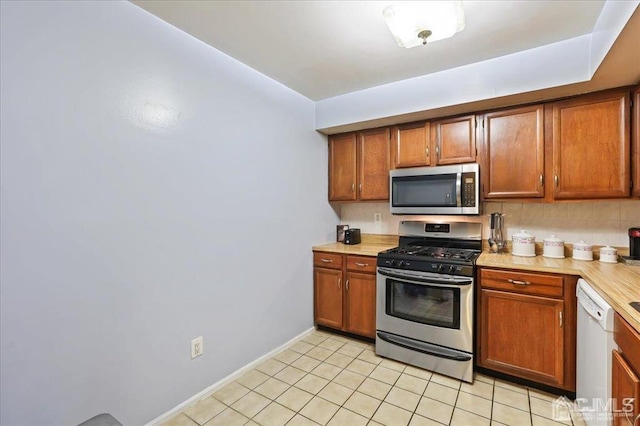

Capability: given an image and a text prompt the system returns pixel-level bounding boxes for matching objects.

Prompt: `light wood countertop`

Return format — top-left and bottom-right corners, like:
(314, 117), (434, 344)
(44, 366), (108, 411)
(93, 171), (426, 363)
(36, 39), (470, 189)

(312, 236), (640, 334)
(477, 253), (640, 334)
(312, 234), (398, 257)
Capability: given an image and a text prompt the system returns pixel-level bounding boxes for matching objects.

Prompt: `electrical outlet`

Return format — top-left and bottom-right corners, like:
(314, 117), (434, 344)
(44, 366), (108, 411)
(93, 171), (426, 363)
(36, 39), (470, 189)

(191, 336), (203, 359)
(374, 212), (382, 223)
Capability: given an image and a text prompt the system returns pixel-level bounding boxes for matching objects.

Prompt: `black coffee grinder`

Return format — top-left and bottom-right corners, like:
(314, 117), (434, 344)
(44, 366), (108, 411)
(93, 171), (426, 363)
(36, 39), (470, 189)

(630, 227), (640, 260)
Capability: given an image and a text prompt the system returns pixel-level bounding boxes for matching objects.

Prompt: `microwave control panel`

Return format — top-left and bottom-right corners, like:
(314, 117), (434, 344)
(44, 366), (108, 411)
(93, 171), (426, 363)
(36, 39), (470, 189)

(462, 172), (476, 207)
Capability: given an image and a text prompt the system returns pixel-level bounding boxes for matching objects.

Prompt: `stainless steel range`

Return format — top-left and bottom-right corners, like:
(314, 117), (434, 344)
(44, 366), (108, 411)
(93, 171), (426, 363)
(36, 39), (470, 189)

(376, 220), (482, 383)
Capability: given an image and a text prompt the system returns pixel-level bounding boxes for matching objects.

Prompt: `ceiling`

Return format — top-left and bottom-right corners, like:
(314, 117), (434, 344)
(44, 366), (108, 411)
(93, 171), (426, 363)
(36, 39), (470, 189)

(131, 1), (625, 101)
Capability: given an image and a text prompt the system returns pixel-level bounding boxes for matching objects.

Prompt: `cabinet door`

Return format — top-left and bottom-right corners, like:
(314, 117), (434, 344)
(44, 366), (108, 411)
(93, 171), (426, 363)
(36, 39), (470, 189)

(633, 86), (640, 198)
(328, 133), (357, 201)
(612, 350), (640, 426)
(479, 289), (565, 388)
(552, 91), (630, 199)
(314, 267), (343, 330)
(345, 271), (376, 338)
(391, 122), (430, 168)
(358, 128), (390, 201)
(482, 105), (545, 198)
(432, 115), (476, 165)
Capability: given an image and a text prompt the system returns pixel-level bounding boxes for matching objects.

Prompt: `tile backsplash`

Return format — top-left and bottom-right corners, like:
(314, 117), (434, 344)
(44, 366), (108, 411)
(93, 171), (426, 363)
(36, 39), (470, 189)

(339, 200), (640, 248)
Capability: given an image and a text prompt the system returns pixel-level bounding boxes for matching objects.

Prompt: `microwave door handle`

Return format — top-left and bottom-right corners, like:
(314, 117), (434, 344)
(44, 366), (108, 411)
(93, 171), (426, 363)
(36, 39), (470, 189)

(456, 172), (462, 207)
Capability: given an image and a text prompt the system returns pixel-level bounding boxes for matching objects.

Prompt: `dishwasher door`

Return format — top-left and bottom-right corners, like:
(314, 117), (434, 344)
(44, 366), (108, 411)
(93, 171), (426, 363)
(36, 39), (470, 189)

(576, 278), (617, 426)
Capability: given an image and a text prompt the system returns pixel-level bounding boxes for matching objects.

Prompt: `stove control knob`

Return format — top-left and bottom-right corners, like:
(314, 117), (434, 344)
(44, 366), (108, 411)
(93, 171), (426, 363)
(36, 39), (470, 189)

(448, 265), (456, 273)
(437, 264), (444, 272)
(390, 259), (397, 267)
(398, 260), (405, 267)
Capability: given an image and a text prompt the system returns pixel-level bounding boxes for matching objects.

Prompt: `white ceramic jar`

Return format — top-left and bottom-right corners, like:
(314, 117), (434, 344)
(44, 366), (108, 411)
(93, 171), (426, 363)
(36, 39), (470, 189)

(599, 246), (618, 263)
(543, 235), (565, 258)
(512, 230), (536, 257)
(572, 241), (593, 261)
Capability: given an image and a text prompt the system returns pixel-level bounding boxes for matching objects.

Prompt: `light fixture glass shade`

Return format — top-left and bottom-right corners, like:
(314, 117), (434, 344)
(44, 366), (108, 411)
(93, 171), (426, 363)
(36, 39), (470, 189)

(383, 1), (465, 48)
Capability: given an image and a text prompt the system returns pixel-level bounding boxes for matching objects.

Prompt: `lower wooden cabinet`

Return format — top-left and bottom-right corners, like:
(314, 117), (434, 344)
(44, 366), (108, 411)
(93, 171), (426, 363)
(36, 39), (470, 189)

(477, 268), (577, 391)
(313, 252), (376, 338)
(613, 314), (640, 426)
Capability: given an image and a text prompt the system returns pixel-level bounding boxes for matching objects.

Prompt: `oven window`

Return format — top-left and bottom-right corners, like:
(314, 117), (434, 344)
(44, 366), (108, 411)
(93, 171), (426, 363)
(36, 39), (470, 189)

(386, 278), (460, 329)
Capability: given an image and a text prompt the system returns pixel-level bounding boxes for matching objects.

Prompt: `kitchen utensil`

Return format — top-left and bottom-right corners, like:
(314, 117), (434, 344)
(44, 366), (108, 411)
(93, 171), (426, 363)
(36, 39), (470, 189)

(512, 230), (536, 257)
(599, 246), (618, 263)
(573, 241), (593, 261)
(488, 212), (506, 253)
(543, 235), (565, 258)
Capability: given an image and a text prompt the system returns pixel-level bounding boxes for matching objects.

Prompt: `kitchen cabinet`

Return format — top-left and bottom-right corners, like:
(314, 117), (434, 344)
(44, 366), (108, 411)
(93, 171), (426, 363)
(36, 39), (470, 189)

(328, 128), (390, 201)
(480, 105), (545, 199)
(612, 314), (640, 426)
(391, 115), (476, 168)
(633, 86), (640, 198)
(551, 90), (631, 199)
(478, 268), (577, 391)
(431, 114), (477, 165)
(391, 121), (430, 168)
(313, 252), (376, 338)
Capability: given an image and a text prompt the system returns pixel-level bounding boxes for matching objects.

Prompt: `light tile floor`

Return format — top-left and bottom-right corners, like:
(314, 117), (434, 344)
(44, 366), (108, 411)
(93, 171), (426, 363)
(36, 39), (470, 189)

(162, 329), (587, 426)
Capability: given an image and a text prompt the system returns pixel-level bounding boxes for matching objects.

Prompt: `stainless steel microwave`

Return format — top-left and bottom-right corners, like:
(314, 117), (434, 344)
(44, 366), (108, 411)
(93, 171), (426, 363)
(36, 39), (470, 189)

(390, 164), (480, 215)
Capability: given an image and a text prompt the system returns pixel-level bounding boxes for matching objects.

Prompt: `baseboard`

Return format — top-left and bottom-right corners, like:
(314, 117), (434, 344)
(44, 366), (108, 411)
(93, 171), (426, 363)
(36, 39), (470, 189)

(145, 327), (315, 426)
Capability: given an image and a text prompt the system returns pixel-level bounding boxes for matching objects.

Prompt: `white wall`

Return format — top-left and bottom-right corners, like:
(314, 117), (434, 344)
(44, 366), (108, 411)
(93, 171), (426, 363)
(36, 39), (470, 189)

(340, 200), (640, 248)
(0, 2), (338, 425)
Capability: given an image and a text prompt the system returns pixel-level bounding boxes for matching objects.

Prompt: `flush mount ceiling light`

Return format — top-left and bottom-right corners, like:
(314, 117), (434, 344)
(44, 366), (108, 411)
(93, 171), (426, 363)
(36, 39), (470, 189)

(383, 1), (465, 48)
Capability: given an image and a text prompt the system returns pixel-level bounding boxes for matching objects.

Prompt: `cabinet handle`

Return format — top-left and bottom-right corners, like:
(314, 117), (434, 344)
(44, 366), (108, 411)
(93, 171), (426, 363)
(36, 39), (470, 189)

(355, 262), (368, 267)
(351, 183), (355, 193)
(346, 279), (349, 291)
(539, 174), (544, 187)
(559, 311), (563, 328)
(508, 279), (530, 286)
(435, 145), (440, 158)
(426, 147), (430, 158)
(554, 175), (559, 187)
(359, 183), (362, 193)
(321, 258), (333, 263)
(338, 278), (341, 289)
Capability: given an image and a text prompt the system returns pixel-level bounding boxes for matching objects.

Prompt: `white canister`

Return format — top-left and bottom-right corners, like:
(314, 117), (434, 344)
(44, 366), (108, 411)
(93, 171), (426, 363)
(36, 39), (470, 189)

(572, 241), (593, 261)
(543, 235), (565, 259)
(512, 230), (536, 257)
(599, 246), (618, 263)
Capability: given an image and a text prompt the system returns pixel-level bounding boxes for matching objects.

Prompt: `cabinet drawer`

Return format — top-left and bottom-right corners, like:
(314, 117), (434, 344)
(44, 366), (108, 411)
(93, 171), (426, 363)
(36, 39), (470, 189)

(480, 268), (563, 298)
(346, 255), (376, 273)
(313, 252), (343, 269)
(615, 313), (640, 373)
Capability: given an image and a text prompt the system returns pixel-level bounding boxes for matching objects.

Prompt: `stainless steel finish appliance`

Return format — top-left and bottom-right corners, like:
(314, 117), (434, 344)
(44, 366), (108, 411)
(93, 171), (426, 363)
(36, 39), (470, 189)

(376, 220), (482, 383)
(488, 212), (506, 253)
(389, 163), (480, 215)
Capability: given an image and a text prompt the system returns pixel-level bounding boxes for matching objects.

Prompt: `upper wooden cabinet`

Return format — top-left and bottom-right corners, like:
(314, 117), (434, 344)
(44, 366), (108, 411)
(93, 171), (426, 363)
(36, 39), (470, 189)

(328, 133), (357, 201)
(481, 105), (545, 199)
(359, 128), (391, 201)
(431, 115), (477, 165)
(391, 121), (430, 168)
(633, 86), (640, 198)
(328, 128), (390, 201)
(551, 90), (631, 199)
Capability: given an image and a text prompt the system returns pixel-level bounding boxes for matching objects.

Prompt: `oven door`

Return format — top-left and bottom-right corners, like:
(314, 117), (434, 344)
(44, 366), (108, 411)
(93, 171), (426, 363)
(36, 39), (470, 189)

(376, 267), (473, 353)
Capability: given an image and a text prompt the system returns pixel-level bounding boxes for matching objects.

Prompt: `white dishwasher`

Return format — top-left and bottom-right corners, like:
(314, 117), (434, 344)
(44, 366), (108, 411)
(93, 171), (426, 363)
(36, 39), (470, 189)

(576, 278), (617, 426)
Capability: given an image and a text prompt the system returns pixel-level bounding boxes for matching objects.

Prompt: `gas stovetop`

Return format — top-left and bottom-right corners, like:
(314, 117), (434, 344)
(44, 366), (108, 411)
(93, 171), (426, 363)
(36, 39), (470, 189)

(377, 221), (483, 277)
(380, 245), (480, 262)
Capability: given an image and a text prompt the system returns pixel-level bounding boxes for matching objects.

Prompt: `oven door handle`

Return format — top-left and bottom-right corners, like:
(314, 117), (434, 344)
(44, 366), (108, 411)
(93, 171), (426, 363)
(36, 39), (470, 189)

(377, 331), (472, 362)
(377, 268), (472, 286)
